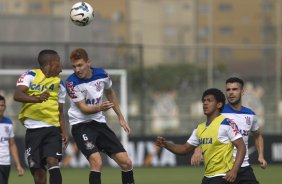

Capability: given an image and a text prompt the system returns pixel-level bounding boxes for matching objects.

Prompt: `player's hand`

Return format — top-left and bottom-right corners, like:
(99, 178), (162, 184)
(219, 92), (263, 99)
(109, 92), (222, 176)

(120, 118), (131, 135)
(191, 148), (203, 166)
(155, 136), (166, 147)
(99, 101), (114, 111)
(38, 92), (50, 102)
(258, 156), (267, 169)
(62, 133), (69, 150)
(223, 169), (237, 183)
(16, 165), (24, 176)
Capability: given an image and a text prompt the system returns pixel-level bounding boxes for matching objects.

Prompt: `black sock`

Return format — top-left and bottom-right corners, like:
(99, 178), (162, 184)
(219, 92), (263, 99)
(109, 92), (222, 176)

(89, 171), (101, 184)
(49, 167), (62, 184)
(122, 170), (134, 184)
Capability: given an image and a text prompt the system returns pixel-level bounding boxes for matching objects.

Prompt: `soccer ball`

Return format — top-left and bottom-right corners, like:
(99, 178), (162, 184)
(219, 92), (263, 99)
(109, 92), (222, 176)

(70, 2), (94, 26)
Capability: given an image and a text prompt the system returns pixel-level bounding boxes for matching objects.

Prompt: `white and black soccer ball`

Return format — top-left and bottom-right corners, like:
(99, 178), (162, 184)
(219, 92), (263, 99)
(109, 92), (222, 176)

(70, 2), (94, 26)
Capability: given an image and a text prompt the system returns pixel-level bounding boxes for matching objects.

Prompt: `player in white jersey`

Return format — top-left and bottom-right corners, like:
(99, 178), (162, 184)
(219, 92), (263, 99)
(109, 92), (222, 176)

(66, 48), (134, 184)
(0, 95), (24, 184)
(191, 77), (267, 184)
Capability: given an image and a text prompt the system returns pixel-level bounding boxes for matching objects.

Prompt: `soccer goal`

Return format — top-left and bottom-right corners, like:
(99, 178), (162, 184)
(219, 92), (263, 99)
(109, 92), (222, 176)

(0, 69), (129, 149)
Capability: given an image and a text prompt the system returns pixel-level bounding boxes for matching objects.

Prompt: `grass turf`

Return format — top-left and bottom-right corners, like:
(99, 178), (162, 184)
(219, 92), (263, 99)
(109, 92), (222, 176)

(9, 164), (281, 184)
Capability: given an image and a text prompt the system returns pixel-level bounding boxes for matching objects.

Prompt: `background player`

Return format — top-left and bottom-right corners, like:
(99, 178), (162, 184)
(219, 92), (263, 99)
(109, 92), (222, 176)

(0, 94), (24, 184)
(156, 88), (246, 184)
(65, 48), (135, 184)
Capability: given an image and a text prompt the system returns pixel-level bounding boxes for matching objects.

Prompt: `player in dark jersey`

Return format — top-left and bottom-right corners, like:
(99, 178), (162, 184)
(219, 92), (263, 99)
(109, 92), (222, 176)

(66, 48), (134, 184)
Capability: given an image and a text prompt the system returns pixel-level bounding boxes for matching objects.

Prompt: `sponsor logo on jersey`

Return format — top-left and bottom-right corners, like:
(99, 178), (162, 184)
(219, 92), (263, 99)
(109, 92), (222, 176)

(95, 81), (102, 92)
(199, 137), (213, 144)
(66, 82), (77, 99)
(239, 129), (249, 136)
(245, 116), (251, 125)
(4, 126), (9, 134)
(227, 119), (240, 136)
(85, 97), (101, 105)
(0, 137), (9, 142)
(17, 71), (28, 83)
(30, 83), (55, 91)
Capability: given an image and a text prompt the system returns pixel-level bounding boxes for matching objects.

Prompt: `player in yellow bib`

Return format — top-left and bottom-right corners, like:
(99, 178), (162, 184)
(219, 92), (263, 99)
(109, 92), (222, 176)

(155, 88), (246, 184)
(14, 50), (68, 184)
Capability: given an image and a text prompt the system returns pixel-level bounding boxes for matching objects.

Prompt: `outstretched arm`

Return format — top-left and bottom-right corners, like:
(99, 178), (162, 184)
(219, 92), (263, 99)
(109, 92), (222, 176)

(252, 129), (267, 169)
(155, 136), (195, 155)
(105, 88), (131, 134)
(9, 138), (24, 176)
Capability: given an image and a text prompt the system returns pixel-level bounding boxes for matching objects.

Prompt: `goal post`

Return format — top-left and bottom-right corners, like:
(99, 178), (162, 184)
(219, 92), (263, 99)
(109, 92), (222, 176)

(0, 69), (129, 149)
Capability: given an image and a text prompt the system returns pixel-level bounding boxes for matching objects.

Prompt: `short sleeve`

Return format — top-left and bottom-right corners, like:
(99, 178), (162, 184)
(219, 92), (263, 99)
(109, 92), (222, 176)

(58, 80), (66, 103)
(16, 70), (34, 87)
(250, 115), (260, 132)
(103, 71), (112, 89)
(226, 119), (242, 142)
(66, 80), (85, 102)
(187, 128), (199, 146)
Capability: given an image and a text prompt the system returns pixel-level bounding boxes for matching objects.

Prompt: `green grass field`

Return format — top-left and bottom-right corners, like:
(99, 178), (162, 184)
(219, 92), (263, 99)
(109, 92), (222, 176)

(9, 164), (281, 184)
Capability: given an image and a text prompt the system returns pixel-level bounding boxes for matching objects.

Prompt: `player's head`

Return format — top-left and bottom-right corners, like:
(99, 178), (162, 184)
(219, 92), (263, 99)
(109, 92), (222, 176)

(70, 48), (91, 79)
(225, 77), (244, 106)
(38, 49), (62, 77)
(0, 94), (6, 117)
(202, 88), (225, 115)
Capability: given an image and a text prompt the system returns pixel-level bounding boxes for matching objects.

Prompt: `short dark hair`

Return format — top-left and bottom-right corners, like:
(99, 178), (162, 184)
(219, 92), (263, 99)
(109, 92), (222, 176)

(202, 88), (225, 112)
(226, 77), (244, 89)
(70, 48), (89, 61)
(38, 49), (59, 67)
(0, 94), (5, 104)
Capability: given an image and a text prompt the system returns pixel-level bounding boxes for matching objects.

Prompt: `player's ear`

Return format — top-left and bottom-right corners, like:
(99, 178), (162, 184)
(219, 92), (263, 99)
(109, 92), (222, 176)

(217, 102), (223, 109)
(241, 88), (245, 96)
(86, 59), (91, 66)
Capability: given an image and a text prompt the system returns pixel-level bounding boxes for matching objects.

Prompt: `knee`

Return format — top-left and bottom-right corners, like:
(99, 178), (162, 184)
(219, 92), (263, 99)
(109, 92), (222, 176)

(34, 178), (47, 184)
(89, 153), (103, 171)
(32, 170), (47, 184)
(46, 157), (59, 168)
(119, 158), (133, 170)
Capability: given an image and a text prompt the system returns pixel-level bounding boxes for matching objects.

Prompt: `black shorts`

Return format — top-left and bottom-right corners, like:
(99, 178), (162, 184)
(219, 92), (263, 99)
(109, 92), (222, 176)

(0, 165), (10, 184)
(71, 121), (126, 159)
(25, 126), (62, 169)
(202, 176), (231, 184)
(234, 166), (259, 184)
